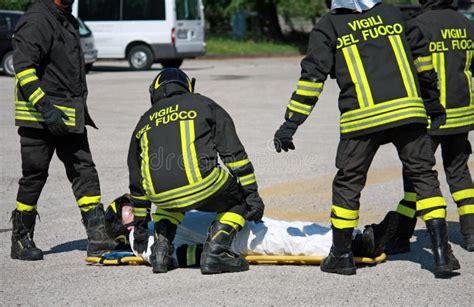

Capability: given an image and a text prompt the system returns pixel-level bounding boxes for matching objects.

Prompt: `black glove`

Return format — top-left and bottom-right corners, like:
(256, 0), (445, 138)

(244, 192), (265, 223)
(430, 112), (447, 130)
(133, 219), (148, 254)
(274, 121), (298, 153)
(37, 102), (69, 136)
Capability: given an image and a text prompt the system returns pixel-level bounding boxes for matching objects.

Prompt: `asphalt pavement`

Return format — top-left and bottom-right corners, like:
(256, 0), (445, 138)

(0, 58), (473, 305)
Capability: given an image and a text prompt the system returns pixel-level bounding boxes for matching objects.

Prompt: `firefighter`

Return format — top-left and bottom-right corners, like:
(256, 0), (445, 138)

(274, 0), (460, 277)
(128, 68), (265, 274)
(10, 0), (116, 261)
(387, 0), (474, 254)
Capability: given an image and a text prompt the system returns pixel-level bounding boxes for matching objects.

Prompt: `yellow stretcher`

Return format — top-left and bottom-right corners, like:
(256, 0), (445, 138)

(86, 252), (386, 266)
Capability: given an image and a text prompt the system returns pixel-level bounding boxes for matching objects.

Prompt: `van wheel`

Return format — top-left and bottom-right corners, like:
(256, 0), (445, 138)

(85, 64), (93, 73)
(128, 45), (154, 70)
(2, 51), (15, 76)
(160, 59), (183, 68)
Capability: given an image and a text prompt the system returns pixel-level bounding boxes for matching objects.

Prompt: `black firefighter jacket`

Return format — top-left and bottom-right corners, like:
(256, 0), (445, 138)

(410, 0), (474, 135)
(283, 3), (442, 139)
(13, 0), (95, 133)
(127, 92), (259, 210)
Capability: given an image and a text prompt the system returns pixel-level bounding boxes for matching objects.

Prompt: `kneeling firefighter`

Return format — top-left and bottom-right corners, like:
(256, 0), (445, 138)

(127, 68), (265, 274)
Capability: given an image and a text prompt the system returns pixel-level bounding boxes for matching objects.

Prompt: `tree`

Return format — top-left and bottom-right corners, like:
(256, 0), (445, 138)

(0, 0), (34, 11)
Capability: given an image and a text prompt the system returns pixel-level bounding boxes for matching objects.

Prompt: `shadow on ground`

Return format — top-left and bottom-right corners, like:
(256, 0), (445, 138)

(43, 239), (87, 255)
(388, 221), (463, 277)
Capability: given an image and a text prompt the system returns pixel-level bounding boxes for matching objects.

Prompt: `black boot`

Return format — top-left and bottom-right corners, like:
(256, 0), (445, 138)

(11, 209), (44, 261)
(426, 218), (461, 278)
(200, 222), (249, 274)
(460, 214), (474, 252)
(385, 213), (417, 255)
(150, 219), (177, 273)
(81, 204), (118, 257)
(321, 228), (356, 275)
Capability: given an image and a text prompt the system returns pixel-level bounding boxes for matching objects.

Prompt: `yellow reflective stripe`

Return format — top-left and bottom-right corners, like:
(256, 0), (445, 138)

(152, 168), (221, 203)
(225, 159), (250, 170)
(15, 106), (76, 119)
(331, 205), (359, 220)
(389, 35), (418, 98)
(77, 195), (101, 206)
(79, 204), (97, 213)
(152, 170), (229, 209)
(28, 87), (46, 105)
(396, 203), (416, 218)
(414, 56), (434, 73)
(331, 217), (359, 229)
(343, 45), (374, 108)
(19, 74), (39, 86)
(404, 192), (417, 202)
(452, 189), (474, 202)
(16, 68), (36, 79)
(131, 194), (148, 201)
(288, 99), (313, 116)
(133, 207), (148, 217)
(464, 50), (473, 105)
(297, 80), (323, 88)
(421, 208), (446, 221)
(416, 196), (447, 211)
(153, 208), (184, 225)
(433, 52), (447, 107)
(16, 201), (37, 212)
(459, 205), (474, 216)
(445, 105), (474, 117)
(187, 244), (197, 266)
(340, 97), (424, 123)
(341, 108), (427, 134)
(296, 80), (323, 97)
(140, 132), (156, 197)
(434, 115), (474, 129)
(180, 120), (202, 184)
(218, 212), (246, 228)
(239, 173), (256, 186)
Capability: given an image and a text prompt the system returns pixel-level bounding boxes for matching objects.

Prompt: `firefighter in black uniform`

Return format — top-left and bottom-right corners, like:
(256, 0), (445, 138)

(11, 0), (116, 261)
(388, 0), (474, 254)
(274, 0), (460, 277)
(128, 68), (265, 274)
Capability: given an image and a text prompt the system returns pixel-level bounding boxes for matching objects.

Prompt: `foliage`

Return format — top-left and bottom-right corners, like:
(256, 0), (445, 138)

(206, 34), (300, 55)
(0, 0), (34, 11)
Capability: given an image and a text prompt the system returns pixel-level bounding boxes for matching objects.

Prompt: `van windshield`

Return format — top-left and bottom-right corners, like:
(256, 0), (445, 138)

(78, 18), (92, 37)
(176, 0), (201, 20)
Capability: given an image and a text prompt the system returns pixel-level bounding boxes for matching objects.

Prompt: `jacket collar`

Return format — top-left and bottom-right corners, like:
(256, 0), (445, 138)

(420, 0), (454, 11)
(39, 0), (69, 22)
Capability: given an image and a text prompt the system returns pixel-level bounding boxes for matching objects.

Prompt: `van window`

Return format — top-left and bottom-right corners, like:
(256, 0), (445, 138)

(79, 0), (121, 21)
(0, 16), (12, 31)
(176, 0), (200, 20)
(122, 0), (166, 20)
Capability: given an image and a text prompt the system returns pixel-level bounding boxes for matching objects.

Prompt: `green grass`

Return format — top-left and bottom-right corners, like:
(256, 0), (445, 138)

(206, 35), (301, 56)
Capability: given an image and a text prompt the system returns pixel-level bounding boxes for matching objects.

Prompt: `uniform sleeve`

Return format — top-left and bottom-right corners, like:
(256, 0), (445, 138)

(406, 19), (443, 115)
(13, 14), (52, 107)
(211, 101), (259, 196)
(284, 15), (336, 126)
(127, 128), (150, 220)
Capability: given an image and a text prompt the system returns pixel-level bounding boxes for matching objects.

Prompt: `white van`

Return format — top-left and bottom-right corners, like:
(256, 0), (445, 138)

(72, 0), (206, 70)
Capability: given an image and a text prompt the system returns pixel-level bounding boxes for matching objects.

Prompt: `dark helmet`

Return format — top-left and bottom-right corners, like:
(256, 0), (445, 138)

(104, 194), (135, 249)
(149, 68), (194, 104)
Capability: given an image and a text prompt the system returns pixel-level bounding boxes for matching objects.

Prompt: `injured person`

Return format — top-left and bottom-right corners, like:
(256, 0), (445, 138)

(103, 194), (399, 267)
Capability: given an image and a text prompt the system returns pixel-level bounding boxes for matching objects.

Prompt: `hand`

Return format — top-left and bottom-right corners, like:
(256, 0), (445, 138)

(430, 112), (446, 130)
(244, 192), (265, 223)
(274, 121), (298, 153)
(37, 102), (69, 136)
(132, 220), (148, 254)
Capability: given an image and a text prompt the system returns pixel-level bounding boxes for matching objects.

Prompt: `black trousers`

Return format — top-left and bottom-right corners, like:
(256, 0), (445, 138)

(331, 124), (446, 229)
(16, 127), (101, 211)
(397, 132), (474, 236)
